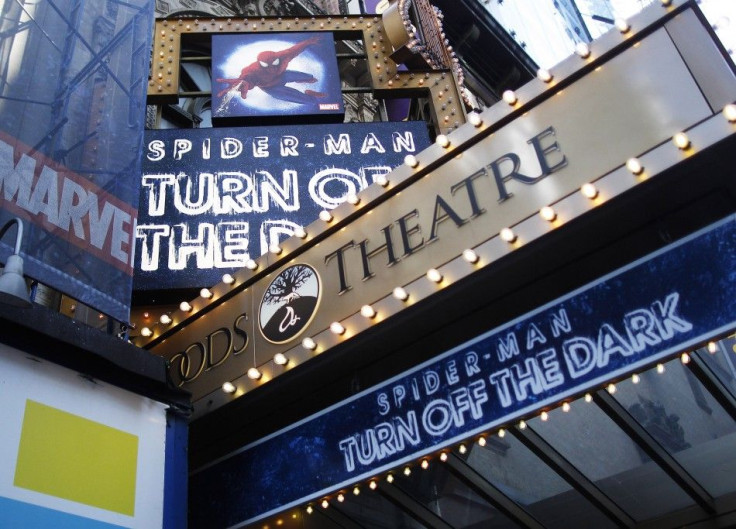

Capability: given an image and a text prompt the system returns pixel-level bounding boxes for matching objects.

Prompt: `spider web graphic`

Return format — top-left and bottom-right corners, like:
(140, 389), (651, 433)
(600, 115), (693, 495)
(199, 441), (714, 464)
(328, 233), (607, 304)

(215, 81), (243, 115)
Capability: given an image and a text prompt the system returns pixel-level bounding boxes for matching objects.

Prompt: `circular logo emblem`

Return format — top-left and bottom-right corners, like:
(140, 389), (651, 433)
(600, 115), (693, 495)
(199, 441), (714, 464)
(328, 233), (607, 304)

(259, 264), (321, 344)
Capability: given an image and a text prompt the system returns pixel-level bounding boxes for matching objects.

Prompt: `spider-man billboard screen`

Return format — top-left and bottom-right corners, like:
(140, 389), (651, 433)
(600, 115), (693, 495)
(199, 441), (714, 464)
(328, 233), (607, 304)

(212, 33), (344, 123)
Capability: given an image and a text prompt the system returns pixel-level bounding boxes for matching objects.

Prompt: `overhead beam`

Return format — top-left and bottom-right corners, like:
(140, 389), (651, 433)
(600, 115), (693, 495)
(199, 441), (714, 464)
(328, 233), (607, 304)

(378, 480), (454, 529)
(687, 351), (736, 422)
(511, 425), (636, 527)
(444, 452), (546, 529)
(593, 389), (715, 515)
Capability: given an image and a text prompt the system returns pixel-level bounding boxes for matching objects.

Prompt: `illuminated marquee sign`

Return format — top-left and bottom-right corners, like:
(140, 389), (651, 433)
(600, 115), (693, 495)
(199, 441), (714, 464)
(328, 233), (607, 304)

(189, 218), (736, 528)
(135, 121), (430, 290)
(143, 1), (736, 415)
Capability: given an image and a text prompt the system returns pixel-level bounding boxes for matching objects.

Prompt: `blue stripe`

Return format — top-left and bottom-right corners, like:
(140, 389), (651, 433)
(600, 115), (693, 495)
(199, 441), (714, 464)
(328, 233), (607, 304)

(0, 496), (128, 529)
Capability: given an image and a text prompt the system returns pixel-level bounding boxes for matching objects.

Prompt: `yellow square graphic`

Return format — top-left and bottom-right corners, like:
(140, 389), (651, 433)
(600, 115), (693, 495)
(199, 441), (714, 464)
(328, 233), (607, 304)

(14, 400), (138, 516)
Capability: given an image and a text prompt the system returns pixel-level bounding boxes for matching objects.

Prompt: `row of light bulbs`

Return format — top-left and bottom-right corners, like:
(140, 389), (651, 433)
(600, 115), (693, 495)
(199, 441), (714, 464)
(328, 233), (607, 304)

(157, 99), (736, 384)
(303, 339), (720, 516)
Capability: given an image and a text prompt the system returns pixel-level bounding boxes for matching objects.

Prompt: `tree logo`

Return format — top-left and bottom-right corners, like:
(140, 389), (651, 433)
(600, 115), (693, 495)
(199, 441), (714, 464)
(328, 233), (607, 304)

(259, 264), (321, 344)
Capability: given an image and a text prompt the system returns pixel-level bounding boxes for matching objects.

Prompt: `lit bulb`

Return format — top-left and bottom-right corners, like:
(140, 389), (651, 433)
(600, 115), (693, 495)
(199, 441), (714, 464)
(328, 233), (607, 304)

(439, 452), (448, 462)
(353, 486), (360, 495)
(375, 173), (389, 187)
(302, 337), (317, 351)
(274, 352), (288, 365)
(581, 183), (599, 199)
(403, 466), (411, 476)
(540, 206), (557, 222)
(269, 244), (283, 255)
(222, 273), (235, 285)
(562, 402), (570, 412)
(306, 506), (313, 515)
(518, 420), (527, 430)
(321, 499), (329, 509)
(584, 393), (593, 403)
(680, 352), (690, 364)
(200, 287), (213, 299)
(607, 383), (617, 394)
(347, 193), (360, 205)
(247, 367), (262, 380)
(673, 132), (690, 150)
(319, 210), (333, 222)
(160, 314), (172, 325)
(393, 286), (409, 301)
(660, 0), (672, 6)
(615, 18), (630, 33)
(458, 443), (467, 454)
(426, 268), (443, 283)
(294, 226), (307, 239)
(656, 363), (665, 374)
(626, 157), (644, 175)
(141, 326), (152, 337)
(502, 90), (517, 105)
(179, 301), (192, 312)
(420, 459), (429, 470)
(386, 474), (394, 483)
(575, 42), (591, 58)
(468, 112), (482, 127)
(478, 436), (486, 447)
(708, 341), (717, 353)
(537, 69), (552, 83)
(360, 305), (376, 318)
(540, 411), (549, 421)
(404, 154), (419, 168)
(222, 381), (236, 394)
(337, 493), (344, 503)
(724, 104), (736, 123)
(245, 259), (258, 270)
(435, 134), (450, 148)
(369, 480), (377, 490)
(498, 428), (505, 438)
(500, 227), (517, 243)
(462, 248), (479, 264)
(632, 373), (641, 384)
(330, 321), (346, 335)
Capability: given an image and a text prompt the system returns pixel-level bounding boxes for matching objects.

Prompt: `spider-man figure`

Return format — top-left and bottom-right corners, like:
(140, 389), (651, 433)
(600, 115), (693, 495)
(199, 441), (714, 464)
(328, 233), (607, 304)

(216, 36), (326, 105)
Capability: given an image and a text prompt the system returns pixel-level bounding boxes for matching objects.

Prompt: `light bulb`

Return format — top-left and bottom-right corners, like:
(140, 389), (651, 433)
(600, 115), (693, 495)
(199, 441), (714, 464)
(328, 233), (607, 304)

(360, 305), (376, 318)
(347, 193), (360, 205)
(274, 352), (288, 365)
(562, 402), (571, 412)
(673, 132), (690, 150)
(537, 69), (553, 83)
(468, 112), (482, 127)
(245, 259), (258, 270)
(426, 268), (443, 283)
(403, 466), (411, 476)
(500, 228), (517, 243)
(386, 474), (394, 483)
(337, 493), (344, 503)
(353, 486), (360, 495)
(179, 301), (192, 312)
(681, 352), (690, 364)
(607, 383), (617, 394)
(581, 183), (599, 199)
(319, 210), (333, 222)
(404, 154), (419, 168)
(540, 206), (557, 222)
(200, 288), (213, 299)
(585, 393), (593, 402)
(478, 436), (486, 447)
(294, 226), (307, 239)
(222, 381), (236, 394)
(498, 428), (506, 438)
(540, 411), (549, 421)
(302, 337), (317, 351)
(462, 249), (479, 264)
(247, 367), (262, 380)
(369, 480), (377, 490)
(458, 443), (467, 454)
(575, 42), (591, 58)
(330, 321), (346, 335)
(657, 363), (665, 374)
(269, 244), (283, 255)
(632, 373), (641, 384)
(420, 459), (429, 470)
(502, 90), (517, 105)
(615, 18), (630, 33)
(160, 314), (172, 325)
(439, 452), (448, 462)
(626, 157), (644, 175)
(375, 173), (389, 187)
(708, 341), (717, 353)
(321, 499), (329, 509)
(141, 327), (152, 337)
(724, 104), (736, 123)
(393, 286), (409, 301)
(435, 134), (450, 148)
(222, 273), (235, 285)
(518, 420), (527, 429)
